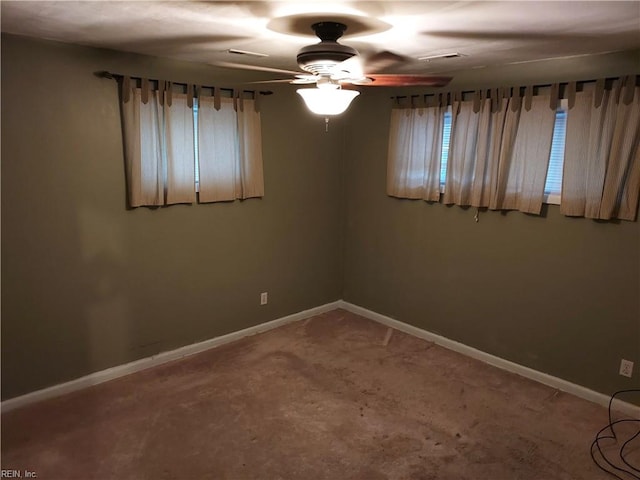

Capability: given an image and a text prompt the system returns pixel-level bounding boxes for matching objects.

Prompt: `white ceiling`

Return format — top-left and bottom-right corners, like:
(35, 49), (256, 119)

(2, 1), (639, 80)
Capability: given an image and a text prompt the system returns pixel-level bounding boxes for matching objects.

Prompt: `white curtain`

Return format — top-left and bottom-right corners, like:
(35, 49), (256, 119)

(122, 88), (164, 207)
(492, 94), (555, 213)
(444, 98), (504, 206)
(121, 87), (195, 206)
(121, 79), (264, 207)
(166, 94), (196, 204)
(198, 96), (264, 202)
(561, 78), (640, 220)
(237, 98), (265, 199)
(442, 92), (555, 214)
(387, 105), (444, 201)
(387, 77), (638, 220)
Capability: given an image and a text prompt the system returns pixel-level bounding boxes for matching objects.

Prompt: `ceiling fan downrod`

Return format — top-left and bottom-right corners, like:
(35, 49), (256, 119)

(311, 22), (347, 42)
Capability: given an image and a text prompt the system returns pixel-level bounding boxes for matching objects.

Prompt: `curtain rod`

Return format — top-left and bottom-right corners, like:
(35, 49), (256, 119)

(391, 74), (638, 111)
(96, 71), (273, 96)
(390, 75), (638, 101)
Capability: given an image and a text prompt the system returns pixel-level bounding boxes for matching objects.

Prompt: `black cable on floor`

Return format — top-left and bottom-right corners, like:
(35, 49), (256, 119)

(590, 389), (640, 480)
(591, 419), (640, 479)
(620, 429), (640, 473)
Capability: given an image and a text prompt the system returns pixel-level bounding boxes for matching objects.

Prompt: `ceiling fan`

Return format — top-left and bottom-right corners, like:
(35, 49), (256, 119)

(220, 20), (453, 120)
(288, 21), (453, 89)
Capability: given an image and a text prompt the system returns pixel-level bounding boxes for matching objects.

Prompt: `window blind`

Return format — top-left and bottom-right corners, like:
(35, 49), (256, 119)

(544, 108), (567, 196)
(440, 110), (452, 186)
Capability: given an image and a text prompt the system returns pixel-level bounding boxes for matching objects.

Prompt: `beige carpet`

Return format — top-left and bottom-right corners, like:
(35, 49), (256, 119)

(1, 309), (634, 479)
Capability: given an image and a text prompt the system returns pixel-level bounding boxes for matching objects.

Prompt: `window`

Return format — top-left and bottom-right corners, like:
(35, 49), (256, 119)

(193, 99), (200, 191)
(543, 100), (568, 204)
(120, 84), (264, 207)
(438, 101), (567, 204)
(440, 109), (452, 189)
(388, 78), (638, 220)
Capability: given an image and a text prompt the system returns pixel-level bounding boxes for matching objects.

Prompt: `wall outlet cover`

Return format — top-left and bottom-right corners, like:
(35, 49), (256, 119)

(619, 359), (634, 378)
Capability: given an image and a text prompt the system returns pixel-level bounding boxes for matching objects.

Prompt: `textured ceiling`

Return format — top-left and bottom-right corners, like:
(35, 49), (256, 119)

(2, 1), (639, 80)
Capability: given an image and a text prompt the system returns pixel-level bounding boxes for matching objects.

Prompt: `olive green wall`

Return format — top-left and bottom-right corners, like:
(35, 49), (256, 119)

(1, 34), (346, 399)
(2, 33), (639, 402)
(342, 87), (640, 399)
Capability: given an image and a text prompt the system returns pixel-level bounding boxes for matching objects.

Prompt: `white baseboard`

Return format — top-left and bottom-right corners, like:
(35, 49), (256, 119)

(337, 301), (640, 419)
(1, 301), (342, 413)
(3, 299), (638, 419)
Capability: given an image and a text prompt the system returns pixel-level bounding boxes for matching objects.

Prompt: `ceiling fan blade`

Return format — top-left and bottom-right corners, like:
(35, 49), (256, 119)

(353, 74), (452, 87)
(212, 61), (302, 76)
(245, 76), (318, 85)
(290, 77), (318, 84)
(331, 55), (365, 81)
(363, 50), (409, 73)
(244, 79), (298, 84)
(295, 74), (320, 80)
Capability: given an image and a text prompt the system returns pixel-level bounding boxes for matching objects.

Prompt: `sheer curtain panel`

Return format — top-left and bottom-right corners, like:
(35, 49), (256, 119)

(443, 97), (505, 207)
(387, 105), (445, 201)
(121, 84), (196, 207)
(442, 91), (555, 214)
(121, 87), (164, 207)
(491, 94), (555, 213)
(166, 94), (196, 204)
(236, 98), (265, 199)
(198, 96), (264, 202)
(561, 77), (640, 220)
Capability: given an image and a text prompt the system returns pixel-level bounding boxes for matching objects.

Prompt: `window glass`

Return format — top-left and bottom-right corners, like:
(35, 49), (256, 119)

(543, 107), (567, 204)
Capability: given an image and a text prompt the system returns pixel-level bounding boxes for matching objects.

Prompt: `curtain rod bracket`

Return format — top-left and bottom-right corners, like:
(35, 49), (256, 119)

(94, 70), (115, 80)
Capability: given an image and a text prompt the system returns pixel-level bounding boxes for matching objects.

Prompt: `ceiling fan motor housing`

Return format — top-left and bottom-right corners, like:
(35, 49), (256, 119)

(297, 22), (358, 75)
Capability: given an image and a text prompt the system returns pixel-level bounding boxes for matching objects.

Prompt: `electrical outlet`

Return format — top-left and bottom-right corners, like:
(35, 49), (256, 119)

(260, 292), (268, 305)
(619, 359), (634, 378)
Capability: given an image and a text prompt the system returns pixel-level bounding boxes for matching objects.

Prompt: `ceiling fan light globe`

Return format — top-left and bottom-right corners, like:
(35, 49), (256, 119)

(296, 88), (360, 116)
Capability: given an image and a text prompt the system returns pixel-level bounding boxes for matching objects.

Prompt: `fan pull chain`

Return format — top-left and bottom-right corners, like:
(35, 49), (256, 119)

(325, 117), (329, 132)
